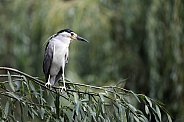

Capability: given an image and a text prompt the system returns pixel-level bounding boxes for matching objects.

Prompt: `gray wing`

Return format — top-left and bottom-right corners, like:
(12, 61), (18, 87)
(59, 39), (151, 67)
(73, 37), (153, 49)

(43, 41), (53, 81)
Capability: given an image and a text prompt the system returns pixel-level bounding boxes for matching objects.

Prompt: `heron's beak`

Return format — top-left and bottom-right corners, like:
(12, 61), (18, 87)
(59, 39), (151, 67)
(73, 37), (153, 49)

(76, 36), (89, 43)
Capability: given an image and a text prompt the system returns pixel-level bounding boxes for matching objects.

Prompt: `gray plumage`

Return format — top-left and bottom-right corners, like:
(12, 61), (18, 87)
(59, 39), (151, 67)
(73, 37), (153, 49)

(43, 29), (88, 91)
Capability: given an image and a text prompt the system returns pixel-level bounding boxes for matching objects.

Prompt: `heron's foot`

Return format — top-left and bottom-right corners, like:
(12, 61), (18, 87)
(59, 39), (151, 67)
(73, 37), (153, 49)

(59, 86), (66, 92)
(45, 82), (53, 89)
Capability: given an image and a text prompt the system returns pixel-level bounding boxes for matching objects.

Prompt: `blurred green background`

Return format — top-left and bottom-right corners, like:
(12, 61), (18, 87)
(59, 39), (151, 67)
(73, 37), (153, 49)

(0, 0), (183, 121)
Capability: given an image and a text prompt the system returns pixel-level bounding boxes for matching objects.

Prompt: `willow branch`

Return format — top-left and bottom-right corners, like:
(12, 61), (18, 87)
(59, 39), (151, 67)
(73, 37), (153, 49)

(0, 67), (130, 97)
(0, 66), (140, 110)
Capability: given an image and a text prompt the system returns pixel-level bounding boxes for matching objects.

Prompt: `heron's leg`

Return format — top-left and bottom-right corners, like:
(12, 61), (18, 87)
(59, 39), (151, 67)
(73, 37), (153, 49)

(59, 74), (66, 92)
(59, 64), (66, 92)
(45, 75), (52, 89)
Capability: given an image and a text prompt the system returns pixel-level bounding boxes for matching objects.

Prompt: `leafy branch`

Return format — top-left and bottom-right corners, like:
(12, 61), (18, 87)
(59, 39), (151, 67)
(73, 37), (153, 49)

(0, 67), (172, 122)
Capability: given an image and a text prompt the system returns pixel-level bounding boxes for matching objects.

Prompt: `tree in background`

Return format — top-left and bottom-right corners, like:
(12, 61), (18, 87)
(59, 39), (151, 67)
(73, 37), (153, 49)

(0, 0), (183, 121)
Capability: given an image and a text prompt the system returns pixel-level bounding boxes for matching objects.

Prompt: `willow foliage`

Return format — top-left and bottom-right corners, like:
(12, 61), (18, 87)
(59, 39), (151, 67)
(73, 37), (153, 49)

(0, 67), (172, 121)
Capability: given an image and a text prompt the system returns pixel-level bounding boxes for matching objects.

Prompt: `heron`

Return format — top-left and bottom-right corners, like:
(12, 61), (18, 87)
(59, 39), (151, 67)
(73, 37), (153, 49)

(43, 29), (88, 91)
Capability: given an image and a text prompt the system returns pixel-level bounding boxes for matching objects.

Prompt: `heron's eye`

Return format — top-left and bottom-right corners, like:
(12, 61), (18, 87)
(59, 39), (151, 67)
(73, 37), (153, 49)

(71, 32), (74, 36)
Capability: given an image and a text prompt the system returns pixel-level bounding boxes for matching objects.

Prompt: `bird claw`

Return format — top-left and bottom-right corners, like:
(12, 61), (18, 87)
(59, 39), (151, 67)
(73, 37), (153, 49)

(59, 86), (66, 92)
(45, 82), (52, 89)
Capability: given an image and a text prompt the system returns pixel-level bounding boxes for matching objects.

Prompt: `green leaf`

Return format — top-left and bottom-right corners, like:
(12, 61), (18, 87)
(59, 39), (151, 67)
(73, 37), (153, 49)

(39, 107), (45, 120)
(75, 101), (81, 115)
(138, 115), (149, 122)
(28, 107), (34, 119)
(55, 92), (60, 119)
(128, 113), (134, 122)
(156, 105), (161, 121)
(8, 92), (20, 101)
(22, 76), (29, 89)
(8, 114), (17, 122)
(145, 105), (149, 115)
(134, 116), (140, 122)
(7, 71), (15, 92)
(73, 92), (79, 104)
(20, 103), (26, 122)
(63, 109), (72, 122)
(29, 81), (38, 98)
(4, 101), (10, 118)
(122, 106), (127, 122)
(113, 104), (120, 121)
(87, 105), (96, 116)
(22, 77), (31, 96)
(115, 78), (128, 86)
(59, 116), (64, 122)
(31, 107), (38, 116)
(96, 98), (101, 118)
(46, 117), (50, 122)
(29, 81), (36, 92)
(127, 103), (137, 113)
(101, 103), (105, 114)
(118, 104), (123, 122)
(130, 91), (140, 102)
(99, 93), (105, 102)
(152, 109), (159, 122)
(81, 98), (89, 102)
(167, 114), (172, 122)
(145, 96), (152, 108)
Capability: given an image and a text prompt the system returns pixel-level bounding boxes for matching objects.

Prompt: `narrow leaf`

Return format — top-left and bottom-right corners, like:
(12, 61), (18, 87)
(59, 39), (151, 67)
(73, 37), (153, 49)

(29, 81), (37, 97)
(152, 111), (159, 122)
(145, 105), (149, 115)
(29, 81), (36, 92)
(8, 71), (15, 92)
(28, 108), (34, 119)
(75, 101), (81, 115)
(96, 98), (101, 118)
(87, 105), (96, 116)
(73, 92), (78, 104)
(134, 116), (140, 122)
(46, 118), (50, 122)
(22, 76), (29, 88)
(139, 115), (149, 122)
(118, 104), (123, 122)
(55, 92), (60, 119)
(156, 105), (161, 121)
(127, 103), (137, 113)
(101, 103), (105, 114)
(145, 96), (152, 108)
(31, 107), (38, 116)
(124, 113), (127, 122)
(115, 78), (128, 86)
(130, 91), (140, 102)
(81, 98), (89, 102)
(20, 103), (26, 122)
(8, 92), (20, 101)
(39, 107), (45, 120)
(4, 101), (10, 118)
(167, 114), (172, 122)
(99, 93), (105, 102)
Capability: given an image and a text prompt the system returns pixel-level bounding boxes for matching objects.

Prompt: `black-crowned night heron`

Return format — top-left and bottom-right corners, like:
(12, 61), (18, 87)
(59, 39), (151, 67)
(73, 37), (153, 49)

(43, 29), (88, 91)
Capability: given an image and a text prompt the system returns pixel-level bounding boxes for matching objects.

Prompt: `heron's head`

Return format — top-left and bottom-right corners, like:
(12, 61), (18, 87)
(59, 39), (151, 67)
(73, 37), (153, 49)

(57, 29), (89, 43)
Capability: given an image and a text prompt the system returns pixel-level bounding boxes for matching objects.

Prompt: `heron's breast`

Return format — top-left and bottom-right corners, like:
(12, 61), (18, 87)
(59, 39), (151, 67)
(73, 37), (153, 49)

(50, 44), (68, 75)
